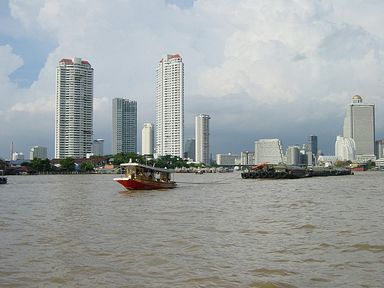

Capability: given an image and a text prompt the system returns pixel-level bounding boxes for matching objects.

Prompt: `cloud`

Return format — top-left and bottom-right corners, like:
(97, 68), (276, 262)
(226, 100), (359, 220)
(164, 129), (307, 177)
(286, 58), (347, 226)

(1, 0), (384, 158)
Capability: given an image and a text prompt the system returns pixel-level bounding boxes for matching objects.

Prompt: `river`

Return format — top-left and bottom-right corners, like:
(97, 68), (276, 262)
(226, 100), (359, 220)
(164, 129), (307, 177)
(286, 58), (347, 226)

(1, 171), (383, 287)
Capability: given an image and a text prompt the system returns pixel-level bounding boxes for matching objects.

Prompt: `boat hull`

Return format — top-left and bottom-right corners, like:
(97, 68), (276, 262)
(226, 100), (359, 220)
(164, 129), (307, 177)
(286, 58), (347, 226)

(113, 177), (177, 190)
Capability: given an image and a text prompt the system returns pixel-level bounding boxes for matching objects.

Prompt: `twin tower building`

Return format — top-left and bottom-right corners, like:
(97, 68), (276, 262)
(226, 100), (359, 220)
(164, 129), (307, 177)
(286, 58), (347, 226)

(54, 55), (210, 164)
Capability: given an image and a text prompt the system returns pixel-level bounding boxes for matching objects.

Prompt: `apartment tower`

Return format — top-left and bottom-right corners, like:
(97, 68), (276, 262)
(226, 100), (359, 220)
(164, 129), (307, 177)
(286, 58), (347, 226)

(195, 114), (210, 165)
(112, 98), (137, 154)
(155, 54), (184, 158)
(55, 58), (93, 159)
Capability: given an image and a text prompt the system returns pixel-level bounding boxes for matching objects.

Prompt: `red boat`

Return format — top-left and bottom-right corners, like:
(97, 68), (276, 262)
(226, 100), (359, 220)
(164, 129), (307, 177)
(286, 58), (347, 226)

(114, 163), (177, 190)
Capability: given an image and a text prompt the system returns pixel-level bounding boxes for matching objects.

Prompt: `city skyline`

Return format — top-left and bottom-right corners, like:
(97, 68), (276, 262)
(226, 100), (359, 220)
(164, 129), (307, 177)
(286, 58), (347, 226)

(1, 1), (384, 159)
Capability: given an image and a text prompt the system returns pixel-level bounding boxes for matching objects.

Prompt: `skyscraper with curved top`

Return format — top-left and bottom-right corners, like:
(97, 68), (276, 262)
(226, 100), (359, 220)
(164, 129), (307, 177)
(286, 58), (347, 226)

(343, 95), (375, 160)
(155, 54), (184, 158)
(55, 57), (93, 159)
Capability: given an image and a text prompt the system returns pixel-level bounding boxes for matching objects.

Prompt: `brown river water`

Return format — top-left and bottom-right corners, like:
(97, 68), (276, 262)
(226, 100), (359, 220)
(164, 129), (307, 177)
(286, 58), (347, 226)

(1, 171), (383, 287)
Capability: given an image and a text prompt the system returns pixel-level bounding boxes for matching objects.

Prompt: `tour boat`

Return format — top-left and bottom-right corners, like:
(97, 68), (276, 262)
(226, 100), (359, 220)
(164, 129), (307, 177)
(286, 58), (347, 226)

(113, 163), (177, 190)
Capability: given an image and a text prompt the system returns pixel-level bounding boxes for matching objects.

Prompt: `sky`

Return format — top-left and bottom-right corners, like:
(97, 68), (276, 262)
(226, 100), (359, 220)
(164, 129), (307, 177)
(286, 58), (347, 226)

(1, 0), (384, 160)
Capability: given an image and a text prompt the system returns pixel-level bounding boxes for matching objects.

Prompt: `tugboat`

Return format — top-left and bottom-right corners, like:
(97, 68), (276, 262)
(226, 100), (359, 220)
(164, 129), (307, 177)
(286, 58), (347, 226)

(0, 170), (7, 184)
(114, 163), (177, 190)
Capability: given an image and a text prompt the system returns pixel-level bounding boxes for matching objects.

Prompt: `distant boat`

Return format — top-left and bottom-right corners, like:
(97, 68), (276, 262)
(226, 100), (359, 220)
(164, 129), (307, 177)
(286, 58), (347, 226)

(113, 163), (177, 190)
(0, 170), (7, 184)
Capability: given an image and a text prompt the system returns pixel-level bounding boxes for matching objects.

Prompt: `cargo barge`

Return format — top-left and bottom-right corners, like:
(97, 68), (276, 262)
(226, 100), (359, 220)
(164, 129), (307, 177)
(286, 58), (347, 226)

(241, 163), (352, 179)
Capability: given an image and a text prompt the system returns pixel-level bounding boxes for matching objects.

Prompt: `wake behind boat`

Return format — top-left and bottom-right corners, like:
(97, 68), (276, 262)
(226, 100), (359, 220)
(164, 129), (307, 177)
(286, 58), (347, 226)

(113, 163), (177, 190)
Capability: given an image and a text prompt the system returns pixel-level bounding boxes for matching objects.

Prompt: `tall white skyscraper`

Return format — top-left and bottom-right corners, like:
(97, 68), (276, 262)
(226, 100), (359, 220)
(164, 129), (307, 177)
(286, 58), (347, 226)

(343, 95), (375, 160)
(156, 54), (184, 158)
(112, 98), (137, 154)
(142, 123), (154, 156)
(195, 114), (210, 165)
(55, 58), (93, 159)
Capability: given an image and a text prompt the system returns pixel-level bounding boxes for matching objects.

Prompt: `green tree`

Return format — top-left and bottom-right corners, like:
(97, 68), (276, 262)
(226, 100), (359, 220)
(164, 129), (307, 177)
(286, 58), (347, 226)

(59, 157), (75, 172)
(30, 158), (52, 172)
(112, 153), (146, 165)
(80, 161), (94, 172)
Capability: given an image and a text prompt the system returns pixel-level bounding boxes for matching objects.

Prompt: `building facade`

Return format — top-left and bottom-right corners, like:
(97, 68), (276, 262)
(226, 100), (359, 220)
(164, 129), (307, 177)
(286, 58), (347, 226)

(184, 138), (195, 160)
(286, 146), (300, 165)
(255, 139), (284, 164)
(155, 54), (184, 158)
(240, 151), (255, 165)
(335, 136), (356, 161)
(195, 114), (210, 165)
(343, 95), (375, 160)
(55, 58), (93, 159)
(375, 139), (384, 159)
(92, 139), (104, 156)
(216, 153), (239, 166)
(30, 146), (48, 160)
(112, 98), (137, 154)
(142, 123), (154, 156)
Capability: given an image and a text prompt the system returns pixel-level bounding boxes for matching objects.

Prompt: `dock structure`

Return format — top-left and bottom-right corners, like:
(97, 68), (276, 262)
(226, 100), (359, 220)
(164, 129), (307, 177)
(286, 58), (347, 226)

(241, 163), (352, 179)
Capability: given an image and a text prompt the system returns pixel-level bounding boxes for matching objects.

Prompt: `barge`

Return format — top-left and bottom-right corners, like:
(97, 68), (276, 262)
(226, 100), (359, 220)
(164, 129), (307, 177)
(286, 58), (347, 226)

(241, 163), (352, 179)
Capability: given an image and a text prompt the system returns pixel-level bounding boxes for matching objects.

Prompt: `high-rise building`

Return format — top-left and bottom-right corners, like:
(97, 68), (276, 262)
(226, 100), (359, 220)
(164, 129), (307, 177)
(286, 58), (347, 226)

(195, 114), (210, 165)
(142, 123), (154, 156)
(184, 138), (195, 160)
(255, 139), (284, 164)
(92, 139), (104, 156)
(335, 136), (356, 161)
(155, 54), (184, 158)
(286, 146), (300, 165)
(343, 95), (375, 161)
(30, 146), (48, 160)
(240, 151), (255, 165)
(112, 98), (137, 154)
(55, 57), (93, 159)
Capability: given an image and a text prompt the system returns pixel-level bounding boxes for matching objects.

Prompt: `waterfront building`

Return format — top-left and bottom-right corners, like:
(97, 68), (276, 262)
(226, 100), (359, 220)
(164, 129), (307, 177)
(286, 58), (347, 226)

(92, 139), (104, 156)
(216, 153), (239, 166)
(240, 151), (255, 165)
(335, 136), (356, 161)
(374, 139), (384, 159)
(254, 139), (284, 164)
(55, 57), (93, 159)
(184, 138), (195, 160)
(286, 146), (300, 165)
(343, 95), (375, 161)
(30, 146), (48, 160)
(195, 114), (210, 165)
(112, 98), (137, 154)
(155, 54), (184, 158)
(142, 123), (154, 156)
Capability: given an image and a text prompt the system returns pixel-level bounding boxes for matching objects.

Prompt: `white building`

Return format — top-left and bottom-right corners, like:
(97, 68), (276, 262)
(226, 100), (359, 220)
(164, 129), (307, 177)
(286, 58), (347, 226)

(335, 136), (356, 161)
(374, 139), (384, 159)
(55, 58), (93, 159)
(30, 146), (48, 160)
(240, 151), (255, 165)
(156, 54), (184, 158)
(343, 95), (375, 161)
(195, 114), (210, 165)
(112, 98), (137, 154)
(142, 123), (154, 156)
(216, 153), (239, 166)
(92, 139), (104, 156)
(255, 139), (284, 164)
(286, 146), (300, 165)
